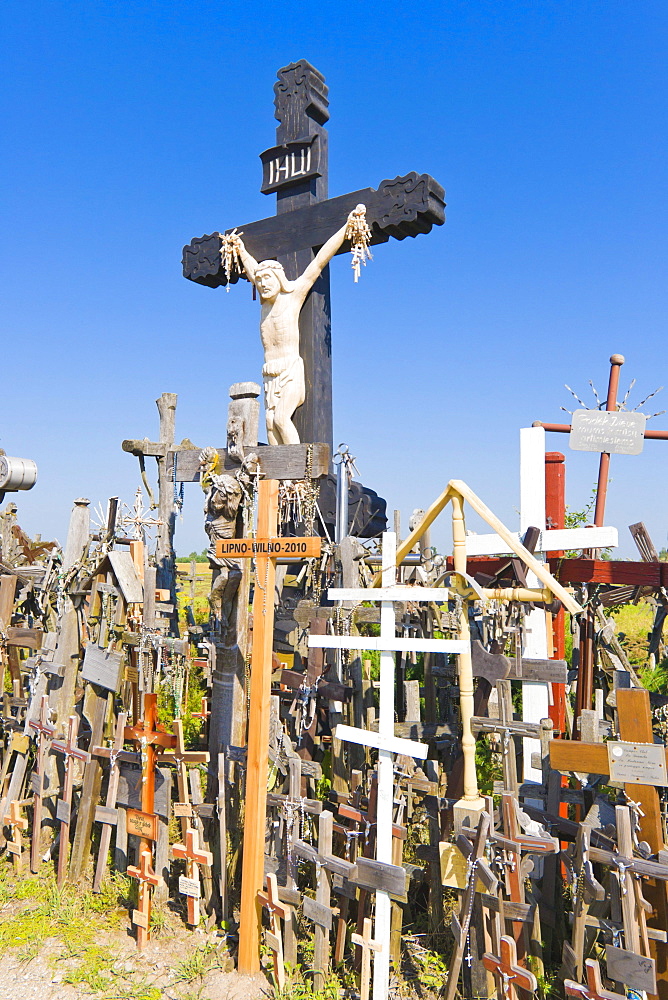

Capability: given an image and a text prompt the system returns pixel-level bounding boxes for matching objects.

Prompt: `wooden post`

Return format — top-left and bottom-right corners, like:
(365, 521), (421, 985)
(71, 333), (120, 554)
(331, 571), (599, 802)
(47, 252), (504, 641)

(155, 392), (177, 617)
(451, 491), (485, 830)
(314, 810), (333, 992)
(92, 712), (128, 892)
(238, 478), (279, 974)
(52, 714), (90, 886)
(351, 917), (381, 1000)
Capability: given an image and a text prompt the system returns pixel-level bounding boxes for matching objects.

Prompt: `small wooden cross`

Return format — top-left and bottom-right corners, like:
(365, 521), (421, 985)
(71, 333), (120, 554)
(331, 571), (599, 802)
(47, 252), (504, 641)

(483, 936), (538, 1000)
(123, 694), (176, 950)
(171, 827), (213, 927)
(4, 800), (27, 872)
(127, 848), (160, 940)
(91, 711), (128, 892)
(192, 696), (210, 727)
(565, 959), (627, 1000)
(28, 694), (56, 873)
(351, 917), (382, 1000)
(156, 717), (207, 840)
(52, 713), (90, 886)
(444, 811), (497, 1000)
(257, 872), (292, 991)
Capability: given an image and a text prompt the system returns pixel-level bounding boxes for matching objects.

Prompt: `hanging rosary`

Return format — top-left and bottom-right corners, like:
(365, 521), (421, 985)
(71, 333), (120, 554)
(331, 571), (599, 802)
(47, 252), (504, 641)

(220, 230), (244, 290)
(344, 205), (373, 282)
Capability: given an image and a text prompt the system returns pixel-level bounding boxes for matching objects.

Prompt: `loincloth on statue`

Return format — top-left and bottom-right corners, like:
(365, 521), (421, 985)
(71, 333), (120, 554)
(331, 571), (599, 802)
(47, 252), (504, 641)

(262, 355), (304, 411)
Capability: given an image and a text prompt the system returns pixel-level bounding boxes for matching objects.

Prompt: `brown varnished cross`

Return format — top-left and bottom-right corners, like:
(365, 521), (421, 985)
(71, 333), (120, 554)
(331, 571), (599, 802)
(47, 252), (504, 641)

(483, 935), (538, 1000)
(565, 959), (627, 1000)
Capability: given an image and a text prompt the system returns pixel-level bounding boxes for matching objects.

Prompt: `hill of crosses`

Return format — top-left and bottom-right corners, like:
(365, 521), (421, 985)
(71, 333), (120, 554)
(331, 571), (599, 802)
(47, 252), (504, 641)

(3, 59), (668, 1000)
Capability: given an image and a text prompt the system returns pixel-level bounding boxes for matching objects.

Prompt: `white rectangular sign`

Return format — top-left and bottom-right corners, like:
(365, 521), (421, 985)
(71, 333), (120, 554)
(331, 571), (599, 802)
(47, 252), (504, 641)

(570, 409), (646, 455)
(308, 635), (467, 654)
(334, 724), (428, 760)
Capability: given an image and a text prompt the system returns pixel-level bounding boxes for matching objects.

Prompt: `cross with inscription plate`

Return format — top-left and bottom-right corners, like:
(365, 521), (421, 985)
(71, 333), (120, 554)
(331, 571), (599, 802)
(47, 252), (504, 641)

(182, 59), (445, 447)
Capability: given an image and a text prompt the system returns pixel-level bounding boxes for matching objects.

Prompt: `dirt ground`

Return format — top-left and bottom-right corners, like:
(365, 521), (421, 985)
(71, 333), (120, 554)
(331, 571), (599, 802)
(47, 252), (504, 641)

(0, 936), (270, 1000)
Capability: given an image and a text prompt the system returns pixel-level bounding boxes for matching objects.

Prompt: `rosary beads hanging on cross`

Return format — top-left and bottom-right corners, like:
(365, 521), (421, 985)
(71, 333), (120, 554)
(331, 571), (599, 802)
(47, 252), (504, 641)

(220, 204), (372, 286)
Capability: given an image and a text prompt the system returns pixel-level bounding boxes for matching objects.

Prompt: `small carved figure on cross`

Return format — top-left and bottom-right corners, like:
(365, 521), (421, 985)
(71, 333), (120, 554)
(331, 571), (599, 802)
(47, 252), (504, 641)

(224, 205), (369, 446)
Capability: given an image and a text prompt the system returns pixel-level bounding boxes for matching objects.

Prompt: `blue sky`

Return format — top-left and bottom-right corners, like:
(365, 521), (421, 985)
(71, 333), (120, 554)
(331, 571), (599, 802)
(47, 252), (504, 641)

(2, 1), (667, 557)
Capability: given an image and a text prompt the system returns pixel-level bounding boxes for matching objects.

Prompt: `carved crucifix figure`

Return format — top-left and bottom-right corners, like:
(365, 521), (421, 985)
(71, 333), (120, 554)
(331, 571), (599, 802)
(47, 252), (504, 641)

(228, 206), (366, 445)
(183, 60), (445, 447)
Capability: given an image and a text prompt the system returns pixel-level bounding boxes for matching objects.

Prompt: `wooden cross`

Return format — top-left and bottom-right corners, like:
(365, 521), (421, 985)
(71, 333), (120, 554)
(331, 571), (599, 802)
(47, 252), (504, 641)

(351, 917), (382, 1000)
(192, 696), (210, 739)
(482, 935), (538, 1000)
(172, 827), (213, 927)
(123, 693), (176, 950)
(237, 478), (321, 974)
(127, 849), (160, 937)
(91, 711), (128, 892)
(562, 823), (605, 981)
(157, 717), (208, 840)
(28, 693), (55, 873)
(565, 959), (627, 1000)
(182, 59), (445, 448)
(313, 531), (465, 1000)
(444, 810), (498, 1000)
(257, 872), (292, 992)
(550, 686), (668, 998)
(52, 713), (90, 886)
(4, 799), (27, 872)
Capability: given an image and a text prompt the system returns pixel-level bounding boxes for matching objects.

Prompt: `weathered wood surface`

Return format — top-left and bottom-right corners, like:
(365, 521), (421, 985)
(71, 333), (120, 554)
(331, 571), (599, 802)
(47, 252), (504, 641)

(182, 173), (445, 288)
(81, 644), (124, 693)
(175, 443), (329, 482)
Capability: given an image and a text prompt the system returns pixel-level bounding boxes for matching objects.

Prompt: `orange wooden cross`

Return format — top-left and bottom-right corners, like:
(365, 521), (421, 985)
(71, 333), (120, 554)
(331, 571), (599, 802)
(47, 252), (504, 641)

(483, 936), (538, 1000)
(127, 849), (160, 938)
(565, 959), (627, 1000)
(172, 827), (213, 927)
(4, 800), (27, 872)
(123, 694), (176, 950)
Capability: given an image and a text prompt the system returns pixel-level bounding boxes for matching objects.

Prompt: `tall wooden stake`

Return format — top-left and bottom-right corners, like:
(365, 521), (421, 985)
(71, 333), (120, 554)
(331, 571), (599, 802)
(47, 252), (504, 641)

(238, 478), (279, 974)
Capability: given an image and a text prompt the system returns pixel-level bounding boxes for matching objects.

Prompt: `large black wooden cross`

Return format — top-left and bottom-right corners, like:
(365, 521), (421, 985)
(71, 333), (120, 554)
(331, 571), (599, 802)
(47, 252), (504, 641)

(182, 60), (445, 448)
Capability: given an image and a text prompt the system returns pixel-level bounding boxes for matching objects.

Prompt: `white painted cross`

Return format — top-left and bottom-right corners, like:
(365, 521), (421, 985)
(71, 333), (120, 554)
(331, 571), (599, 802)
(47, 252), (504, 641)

(466, 426), (618, 781)
(308, 531), (464, 1000)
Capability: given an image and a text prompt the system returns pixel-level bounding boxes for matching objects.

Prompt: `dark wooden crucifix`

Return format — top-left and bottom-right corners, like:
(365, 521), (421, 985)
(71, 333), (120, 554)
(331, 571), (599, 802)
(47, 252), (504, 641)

(182, 59), (445, 448)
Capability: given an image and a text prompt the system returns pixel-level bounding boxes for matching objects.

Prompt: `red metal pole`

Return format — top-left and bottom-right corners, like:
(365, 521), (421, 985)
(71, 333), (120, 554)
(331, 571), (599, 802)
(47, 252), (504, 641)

(593, 354), (624, 527)
(545, 452), (566, 733)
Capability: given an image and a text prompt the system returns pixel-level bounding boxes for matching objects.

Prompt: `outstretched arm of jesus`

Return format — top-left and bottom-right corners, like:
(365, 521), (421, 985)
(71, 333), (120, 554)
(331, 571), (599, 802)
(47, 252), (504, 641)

(233, 237), (258, 283)
(294, 204), (366, 302)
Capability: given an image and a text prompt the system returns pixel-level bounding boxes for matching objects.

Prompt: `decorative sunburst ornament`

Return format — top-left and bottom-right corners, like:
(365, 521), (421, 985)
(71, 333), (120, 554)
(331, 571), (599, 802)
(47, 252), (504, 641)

(118, 489), (163, 542)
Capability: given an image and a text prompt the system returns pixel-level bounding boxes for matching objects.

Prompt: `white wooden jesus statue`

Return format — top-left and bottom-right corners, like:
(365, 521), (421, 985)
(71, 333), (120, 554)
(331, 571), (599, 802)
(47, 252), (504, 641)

(225, 205), (368, 446)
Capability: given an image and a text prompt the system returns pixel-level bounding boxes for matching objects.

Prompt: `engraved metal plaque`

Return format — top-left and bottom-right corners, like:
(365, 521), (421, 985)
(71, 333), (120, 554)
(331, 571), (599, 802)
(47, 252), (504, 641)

(570, 410), (646, 455)
(607, 741), (668, 785)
